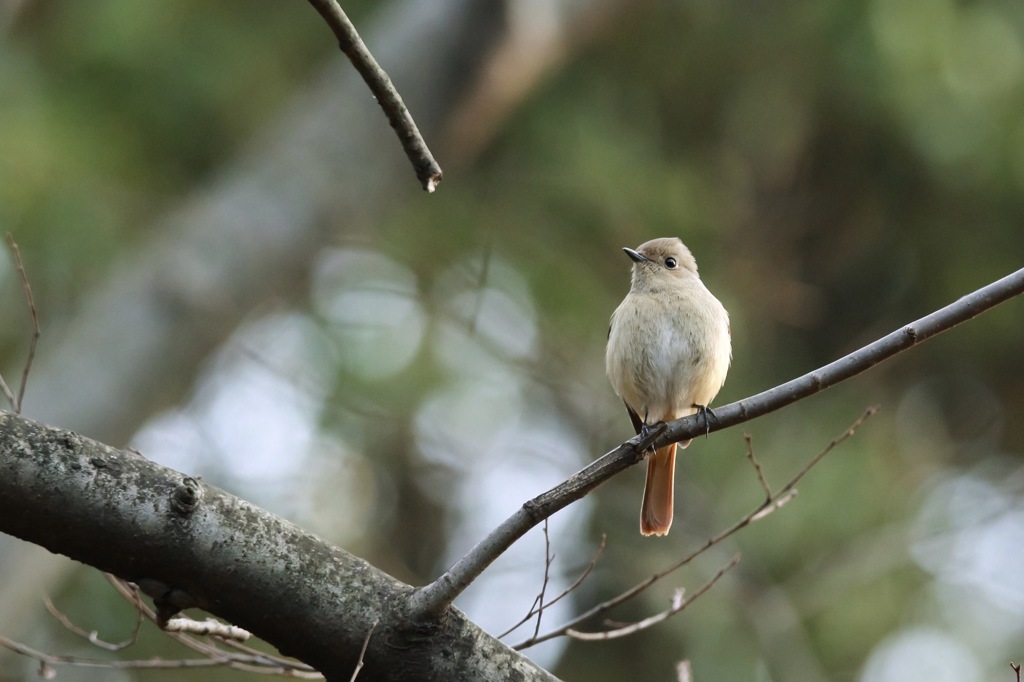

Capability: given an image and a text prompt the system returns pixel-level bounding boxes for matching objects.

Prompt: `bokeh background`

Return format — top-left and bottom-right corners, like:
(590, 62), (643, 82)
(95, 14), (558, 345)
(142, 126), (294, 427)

(2, 0), (1024, 680)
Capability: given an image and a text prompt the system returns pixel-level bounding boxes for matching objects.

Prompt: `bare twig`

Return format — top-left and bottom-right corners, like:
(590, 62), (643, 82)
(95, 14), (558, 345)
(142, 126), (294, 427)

(43, 594), (143, 651)
(349, 618), (378, 682)
(498, 534), (606, 639)
(512, 407), (877, 650)
(0, 363), (12, 409)
(305, 0), (442, 192)
(0, 634), (232, 670)
(408, 266), (1024, 619)
(550, 533), (606, 609)
(564, 554), (739, 641)
(101, 574), (319, 676)
(766, 406), (878, 508)
(532, 518), (554, 639)
(1013, 661), (1021, 682)
(1, 628), (320, 677)
(744, 433), (772, 500)
(1, 233), (40, 414)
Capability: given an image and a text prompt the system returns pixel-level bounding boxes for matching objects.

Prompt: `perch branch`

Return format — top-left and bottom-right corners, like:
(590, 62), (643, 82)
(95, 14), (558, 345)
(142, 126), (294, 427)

(407, 266), (1024, 618)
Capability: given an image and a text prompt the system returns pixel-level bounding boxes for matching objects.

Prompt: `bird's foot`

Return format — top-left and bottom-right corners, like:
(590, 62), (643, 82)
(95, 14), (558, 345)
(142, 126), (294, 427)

(638, 421), (668, 453)
(693, 403), (718, 439)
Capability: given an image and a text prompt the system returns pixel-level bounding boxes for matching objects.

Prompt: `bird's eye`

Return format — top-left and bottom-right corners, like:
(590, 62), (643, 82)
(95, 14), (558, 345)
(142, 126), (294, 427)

(665, 257), (677, 269)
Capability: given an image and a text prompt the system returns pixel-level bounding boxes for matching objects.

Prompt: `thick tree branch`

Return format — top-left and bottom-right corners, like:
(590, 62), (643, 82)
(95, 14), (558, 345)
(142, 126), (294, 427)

(306, 0), (443, 191)
(0, 412), (559, 682)
(408, 266), (1024, 617)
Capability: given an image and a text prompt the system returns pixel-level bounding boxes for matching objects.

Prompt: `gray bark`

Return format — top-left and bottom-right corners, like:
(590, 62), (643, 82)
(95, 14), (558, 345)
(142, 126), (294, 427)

(0, 0), (634, 672)
(0, 410), (560, 681)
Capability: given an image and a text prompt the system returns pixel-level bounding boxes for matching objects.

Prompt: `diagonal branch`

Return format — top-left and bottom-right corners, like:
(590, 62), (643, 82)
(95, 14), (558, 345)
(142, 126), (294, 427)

(512, 406), (877, 649)
(407, 266), (1024, 618)
(306, 0), (443, 192)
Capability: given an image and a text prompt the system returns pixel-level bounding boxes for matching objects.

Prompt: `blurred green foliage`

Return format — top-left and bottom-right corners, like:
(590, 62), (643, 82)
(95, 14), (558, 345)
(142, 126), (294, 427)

(2, 0), (1023, 681)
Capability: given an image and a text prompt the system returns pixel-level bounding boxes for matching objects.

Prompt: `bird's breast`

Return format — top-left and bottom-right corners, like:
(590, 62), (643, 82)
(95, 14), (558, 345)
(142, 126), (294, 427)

(606, 283), (730, 421)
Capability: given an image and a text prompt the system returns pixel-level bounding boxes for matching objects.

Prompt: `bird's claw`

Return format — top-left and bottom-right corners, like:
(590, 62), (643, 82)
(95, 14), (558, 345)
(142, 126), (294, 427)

(693, 403), (717, 438)
(638, 421), (668, 453)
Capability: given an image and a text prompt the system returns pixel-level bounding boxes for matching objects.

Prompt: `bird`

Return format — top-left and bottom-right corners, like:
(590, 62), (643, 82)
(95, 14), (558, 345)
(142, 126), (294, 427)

(606, 237), (731, 536)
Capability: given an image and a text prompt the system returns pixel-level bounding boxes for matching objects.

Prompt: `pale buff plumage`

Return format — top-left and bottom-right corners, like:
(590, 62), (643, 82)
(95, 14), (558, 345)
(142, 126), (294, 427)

(606, 237), (731, 536)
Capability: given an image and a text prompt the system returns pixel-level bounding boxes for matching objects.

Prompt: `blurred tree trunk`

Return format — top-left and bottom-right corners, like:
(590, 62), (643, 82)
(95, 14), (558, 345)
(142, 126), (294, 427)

(0, 0), (637, 669)
(0, 0), (495, 639)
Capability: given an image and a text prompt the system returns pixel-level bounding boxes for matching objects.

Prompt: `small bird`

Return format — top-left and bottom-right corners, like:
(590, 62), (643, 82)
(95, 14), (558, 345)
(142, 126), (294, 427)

(606, 237), (731, 536)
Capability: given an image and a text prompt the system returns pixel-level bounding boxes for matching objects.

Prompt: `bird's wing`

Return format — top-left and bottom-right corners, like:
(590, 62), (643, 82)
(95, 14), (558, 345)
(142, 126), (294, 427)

(624, 401), (644, 435)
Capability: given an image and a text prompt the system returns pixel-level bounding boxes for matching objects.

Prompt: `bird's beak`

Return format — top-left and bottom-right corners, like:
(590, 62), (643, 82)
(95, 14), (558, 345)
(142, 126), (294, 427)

(623, 247), (649, 263)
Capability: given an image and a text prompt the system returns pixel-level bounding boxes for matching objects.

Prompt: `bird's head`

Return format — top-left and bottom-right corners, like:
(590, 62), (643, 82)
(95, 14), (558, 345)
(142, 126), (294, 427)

(623, 237), (699, 288)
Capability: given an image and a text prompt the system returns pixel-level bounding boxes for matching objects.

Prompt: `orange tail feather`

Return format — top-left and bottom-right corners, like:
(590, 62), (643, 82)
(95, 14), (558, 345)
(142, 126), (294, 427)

(640, 442), (677, 536)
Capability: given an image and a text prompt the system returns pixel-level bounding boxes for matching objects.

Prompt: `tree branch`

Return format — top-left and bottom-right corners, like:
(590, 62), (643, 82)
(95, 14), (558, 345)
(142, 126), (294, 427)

(0, 412), (559, 682)
(512, 406), (876, 650)
(498, 534), (606, 640)
(407, 266), (1024, 618)
(306, 0), (443, 191)
(43, 592), (144, 652)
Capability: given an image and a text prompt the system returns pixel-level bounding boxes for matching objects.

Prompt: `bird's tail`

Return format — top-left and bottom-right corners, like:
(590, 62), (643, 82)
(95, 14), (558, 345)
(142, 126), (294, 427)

(640, 442), (677, 536)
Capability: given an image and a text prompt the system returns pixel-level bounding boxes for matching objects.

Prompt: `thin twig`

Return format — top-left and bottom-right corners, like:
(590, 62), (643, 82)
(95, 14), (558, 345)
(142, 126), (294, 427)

(408, 266), (1024, 619)
(498, 534), (606, 639)
(1012, 661), (1021, 682)
(102, 574), (319, 676)
(532, 518), (553, 640)
(547, 533), (606, 610)
(1, 233), (40, 413)
(43, 595), (143, 652)
(349, 618), (378, 682)
(772, 406), (878, 502)
(0, 634), (233, 670)
(744, 433), (772, 500)
(1, 628), (319, 677)
(305, 0), (442, 192)
(0, 366), (12, 409)
(564, 554), (740, 641)
(513, 407), (877, 649)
